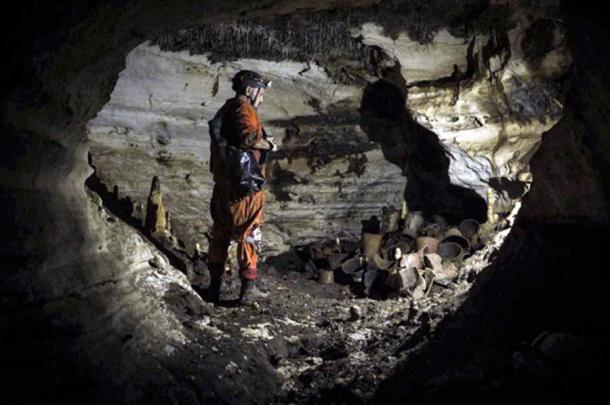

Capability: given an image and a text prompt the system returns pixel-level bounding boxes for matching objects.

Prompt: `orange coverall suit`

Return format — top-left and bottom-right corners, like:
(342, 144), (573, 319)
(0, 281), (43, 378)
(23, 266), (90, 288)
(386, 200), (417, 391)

(208, 95), (267, 281)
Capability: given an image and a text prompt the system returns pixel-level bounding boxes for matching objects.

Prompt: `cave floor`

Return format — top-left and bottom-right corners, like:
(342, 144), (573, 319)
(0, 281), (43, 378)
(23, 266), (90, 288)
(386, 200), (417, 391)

(86, 178), (511, 403)
(186, 254), (476, 403)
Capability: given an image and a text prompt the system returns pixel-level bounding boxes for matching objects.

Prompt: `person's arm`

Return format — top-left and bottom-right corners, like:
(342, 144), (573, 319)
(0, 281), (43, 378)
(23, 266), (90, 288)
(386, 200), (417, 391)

(234, 101), (274, 150)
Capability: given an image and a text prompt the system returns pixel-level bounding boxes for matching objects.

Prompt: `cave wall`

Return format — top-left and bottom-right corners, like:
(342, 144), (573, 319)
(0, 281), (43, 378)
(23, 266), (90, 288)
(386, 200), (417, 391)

(87, 2), (572, 254)
(520, 3), (610, 225)
(87, 43), (404, 253)
(356, 9), (570, 214)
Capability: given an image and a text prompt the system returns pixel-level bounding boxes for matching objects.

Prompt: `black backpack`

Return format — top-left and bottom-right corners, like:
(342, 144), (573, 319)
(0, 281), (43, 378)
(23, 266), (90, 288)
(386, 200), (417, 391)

(208, 115), (265, 197)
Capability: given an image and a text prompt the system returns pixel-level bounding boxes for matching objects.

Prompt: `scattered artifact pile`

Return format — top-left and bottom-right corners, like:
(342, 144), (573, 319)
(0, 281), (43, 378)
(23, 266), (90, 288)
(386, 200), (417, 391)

(302, 206), (488, 299)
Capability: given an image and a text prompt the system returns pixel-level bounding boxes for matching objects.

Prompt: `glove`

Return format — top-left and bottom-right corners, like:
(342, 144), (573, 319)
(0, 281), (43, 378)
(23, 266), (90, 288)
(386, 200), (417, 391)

(262, 128), (278, 151)
(266, 136), (278, 152)
(252, 136), (277, 151)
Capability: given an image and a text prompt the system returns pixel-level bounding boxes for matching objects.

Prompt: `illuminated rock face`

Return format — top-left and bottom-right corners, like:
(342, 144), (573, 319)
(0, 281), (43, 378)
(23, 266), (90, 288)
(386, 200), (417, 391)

(88, 7), (571, 252)
(88, 43), (405, 253)
(355, 13), (571, 212)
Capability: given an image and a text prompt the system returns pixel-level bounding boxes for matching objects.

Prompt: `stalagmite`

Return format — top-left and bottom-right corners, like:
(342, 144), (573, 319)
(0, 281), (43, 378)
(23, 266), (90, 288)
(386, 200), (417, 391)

(144, 176), (167, 237)
(165, 210), (172, 233)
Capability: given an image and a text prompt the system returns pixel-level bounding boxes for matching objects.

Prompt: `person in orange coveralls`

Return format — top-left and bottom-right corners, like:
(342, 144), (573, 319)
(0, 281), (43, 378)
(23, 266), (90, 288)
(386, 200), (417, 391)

(207, 70), (276, 304)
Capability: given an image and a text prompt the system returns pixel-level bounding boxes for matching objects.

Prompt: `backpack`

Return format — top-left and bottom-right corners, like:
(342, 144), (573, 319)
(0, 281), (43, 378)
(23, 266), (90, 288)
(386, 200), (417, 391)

(208, 115), (265, 197)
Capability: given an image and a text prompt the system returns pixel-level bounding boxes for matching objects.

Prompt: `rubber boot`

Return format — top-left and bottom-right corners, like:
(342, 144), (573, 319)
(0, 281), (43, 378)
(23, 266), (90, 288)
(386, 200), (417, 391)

(239, 279), (269, 304)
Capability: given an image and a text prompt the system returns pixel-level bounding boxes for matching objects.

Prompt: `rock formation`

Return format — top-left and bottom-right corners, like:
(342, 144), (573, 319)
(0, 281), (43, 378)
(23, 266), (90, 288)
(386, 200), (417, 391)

(144, 176), (167, 236)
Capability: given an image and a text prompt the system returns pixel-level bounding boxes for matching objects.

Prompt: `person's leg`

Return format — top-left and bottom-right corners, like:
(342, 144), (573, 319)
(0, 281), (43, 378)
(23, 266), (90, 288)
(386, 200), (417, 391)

(207, 227), (230, 302)
(206, 184), (235, 302)
(222, 189), (266, 302)
(237, 229), (258, 281)
(237, 224), (269, 302)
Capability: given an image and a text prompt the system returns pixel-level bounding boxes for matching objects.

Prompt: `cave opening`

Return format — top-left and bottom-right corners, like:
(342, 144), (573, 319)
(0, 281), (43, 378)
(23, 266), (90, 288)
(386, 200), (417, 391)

(5, 1), (609, 404)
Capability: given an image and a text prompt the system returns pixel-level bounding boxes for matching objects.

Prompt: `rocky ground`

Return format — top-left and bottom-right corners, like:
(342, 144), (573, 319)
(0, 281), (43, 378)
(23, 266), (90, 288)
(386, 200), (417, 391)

(201, 260), (478, 403)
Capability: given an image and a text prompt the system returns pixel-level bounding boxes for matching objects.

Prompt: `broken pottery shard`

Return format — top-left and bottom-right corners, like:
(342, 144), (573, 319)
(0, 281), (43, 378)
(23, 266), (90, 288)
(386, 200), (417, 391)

(438, 241), (463, 265)
(340, 240), (360, 254)
(309, 242), (326, 260)
(351, 269), (365, 284)
(385, 271), (401, 290)
(436, 261), (459, 282)
(423, 253), (443, 274)
(459, 218), (480, 239)
(341, 257), (363, 274)
(372, 253), (393, 270)
(401, 252), (423, 270)
(443, 227), (463, 239)
(405, 211), (425, 235)
(398, 267), (419, 291)
(396, 240), (412, 255)
(144, 176), (167, 237)
(470, 234), (483, 250)
(398, 232), (417, 254)
(318, 270), (334, 284)
(362, 232), (383, 259)
(416, 236), (440, 254)
(432, 215), (448, 231)
(327, 252), (348, 270)
(440, 235), (470, 254)
(421, 223), (442, 238)
(363, 268), (378, 294)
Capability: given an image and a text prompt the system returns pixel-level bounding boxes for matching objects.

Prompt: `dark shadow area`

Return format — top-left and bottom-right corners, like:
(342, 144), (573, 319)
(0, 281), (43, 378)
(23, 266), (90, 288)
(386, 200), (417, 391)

(360, 73), (487, 224)
(372, 220), (610, 403)
(265, 248), (365, 299)
(488, 177), (527, 200)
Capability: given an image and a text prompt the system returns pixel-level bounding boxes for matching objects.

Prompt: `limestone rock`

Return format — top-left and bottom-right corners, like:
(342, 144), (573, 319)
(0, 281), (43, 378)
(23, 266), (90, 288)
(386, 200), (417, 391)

(144, 176), (167, 236)
(356, 12), (570, 213)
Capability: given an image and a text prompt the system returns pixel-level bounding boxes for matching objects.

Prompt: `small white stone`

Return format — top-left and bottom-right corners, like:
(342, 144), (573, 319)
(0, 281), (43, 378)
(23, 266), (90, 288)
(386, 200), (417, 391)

(225, 361), (239, 374)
